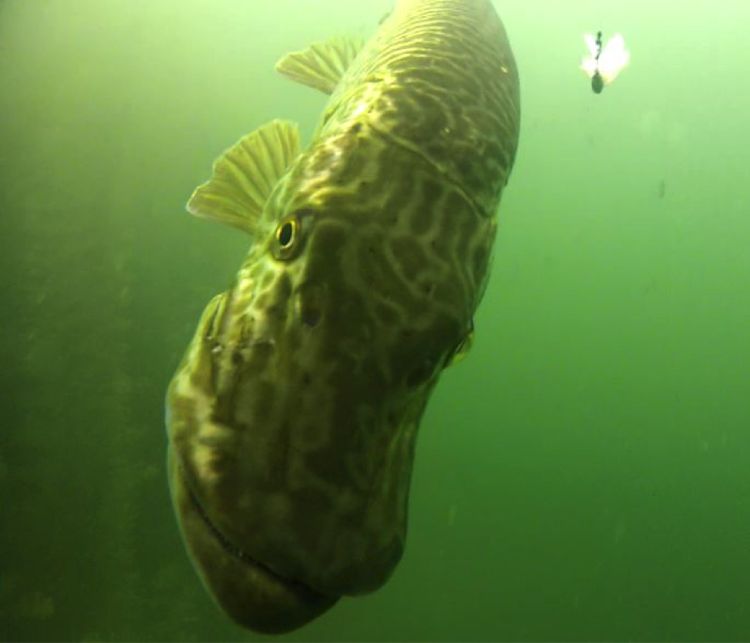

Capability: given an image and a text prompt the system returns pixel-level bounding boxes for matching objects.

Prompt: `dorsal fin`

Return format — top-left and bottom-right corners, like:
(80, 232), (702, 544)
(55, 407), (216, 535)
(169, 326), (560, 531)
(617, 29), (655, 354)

(275, 36), (364, 95)
(186, 119), (300, 235)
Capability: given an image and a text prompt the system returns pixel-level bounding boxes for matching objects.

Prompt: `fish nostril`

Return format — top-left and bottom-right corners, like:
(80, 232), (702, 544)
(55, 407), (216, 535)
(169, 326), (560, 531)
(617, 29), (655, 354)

(296, 282), (326, 328)
(300, 304), (321, 327)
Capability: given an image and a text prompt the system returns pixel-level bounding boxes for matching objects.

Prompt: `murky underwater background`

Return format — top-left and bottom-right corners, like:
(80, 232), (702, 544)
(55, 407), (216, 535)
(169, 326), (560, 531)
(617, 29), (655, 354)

(1, 0), (749, 640)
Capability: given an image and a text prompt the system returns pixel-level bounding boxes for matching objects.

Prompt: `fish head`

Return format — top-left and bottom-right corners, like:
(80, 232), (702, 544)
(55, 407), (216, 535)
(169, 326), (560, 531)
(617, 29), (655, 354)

(166, 127), (474, 633)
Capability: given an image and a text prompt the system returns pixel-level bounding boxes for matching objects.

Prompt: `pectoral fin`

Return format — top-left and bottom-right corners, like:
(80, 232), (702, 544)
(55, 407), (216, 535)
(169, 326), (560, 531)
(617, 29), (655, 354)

(275, 36), (364, 95)
(445, 324), (475, 368)
(187, 119), (301, 235)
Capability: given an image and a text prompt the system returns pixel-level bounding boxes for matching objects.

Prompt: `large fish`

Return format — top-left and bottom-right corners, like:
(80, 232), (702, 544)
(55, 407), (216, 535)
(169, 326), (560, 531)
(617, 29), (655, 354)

(166, 0), (520, 634)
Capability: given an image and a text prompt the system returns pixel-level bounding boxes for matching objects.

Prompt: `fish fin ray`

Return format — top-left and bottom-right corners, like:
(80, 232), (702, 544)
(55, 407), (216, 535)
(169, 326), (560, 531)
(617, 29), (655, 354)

(186, 119), (300, 234)
(275, 36), (365, 95)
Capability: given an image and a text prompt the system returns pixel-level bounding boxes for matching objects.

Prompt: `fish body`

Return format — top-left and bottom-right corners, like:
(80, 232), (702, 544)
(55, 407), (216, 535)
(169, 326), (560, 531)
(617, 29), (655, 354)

(166, 0), (520, 633)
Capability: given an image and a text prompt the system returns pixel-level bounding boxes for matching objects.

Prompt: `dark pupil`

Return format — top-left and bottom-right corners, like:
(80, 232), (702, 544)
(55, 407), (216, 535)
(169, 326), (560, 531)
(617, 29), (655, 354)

(278, 222), (294, 247)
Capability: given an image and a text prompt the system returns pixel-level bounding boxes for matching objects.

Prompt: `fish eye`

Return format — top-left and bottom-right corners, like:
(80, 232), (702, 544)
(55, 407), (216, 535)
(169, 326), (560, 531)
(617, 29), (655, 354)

(273, 215), (300, 260)
(278, 220), (295, 247)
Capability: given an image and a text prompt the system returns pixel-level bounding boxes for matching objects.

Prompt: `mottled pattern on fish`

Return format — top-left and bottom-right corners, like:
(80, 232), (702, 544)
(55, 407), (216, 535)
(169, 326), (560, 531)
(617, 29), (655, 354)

(323, 0), (518, 212)
(166, 0), (520, 634)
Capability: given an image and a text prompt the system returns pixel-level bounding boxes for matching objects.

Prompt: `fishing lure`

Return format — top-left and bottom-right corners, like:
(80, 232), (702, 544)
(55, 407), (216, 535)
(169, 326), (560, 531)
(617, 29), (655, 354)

(581, 31), (630, 93)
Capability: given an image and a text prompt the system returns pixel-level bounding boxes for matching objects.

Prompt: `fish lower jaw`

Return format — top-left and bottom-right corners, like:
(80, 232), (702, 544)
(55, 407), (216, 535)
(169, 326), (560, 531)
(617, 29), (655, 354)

(186, 481), (284, 579)
(168, 451), (338, 634)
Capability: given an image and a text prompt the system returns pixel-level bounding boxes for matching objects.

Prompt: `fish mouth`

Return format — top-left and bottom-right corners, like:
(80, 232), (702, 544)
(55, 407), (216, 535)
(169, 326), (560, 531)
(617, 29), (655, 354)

(168, 450), (338, 634)
(185, 481), (297, 584)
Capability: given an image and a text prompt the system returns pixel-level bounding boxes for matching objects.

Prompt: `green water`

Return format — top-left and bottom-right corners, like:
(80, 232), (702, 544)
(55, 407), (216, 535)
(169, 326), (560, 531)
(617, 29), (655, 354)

(1, 0), (749, 640)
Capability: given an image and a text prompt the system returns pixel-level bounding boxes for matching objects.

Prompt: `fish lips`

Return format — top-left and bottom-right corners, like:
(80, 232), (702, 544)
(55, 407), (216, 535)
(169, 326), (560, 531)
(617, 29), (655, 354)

(167, 448), (338, 634)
